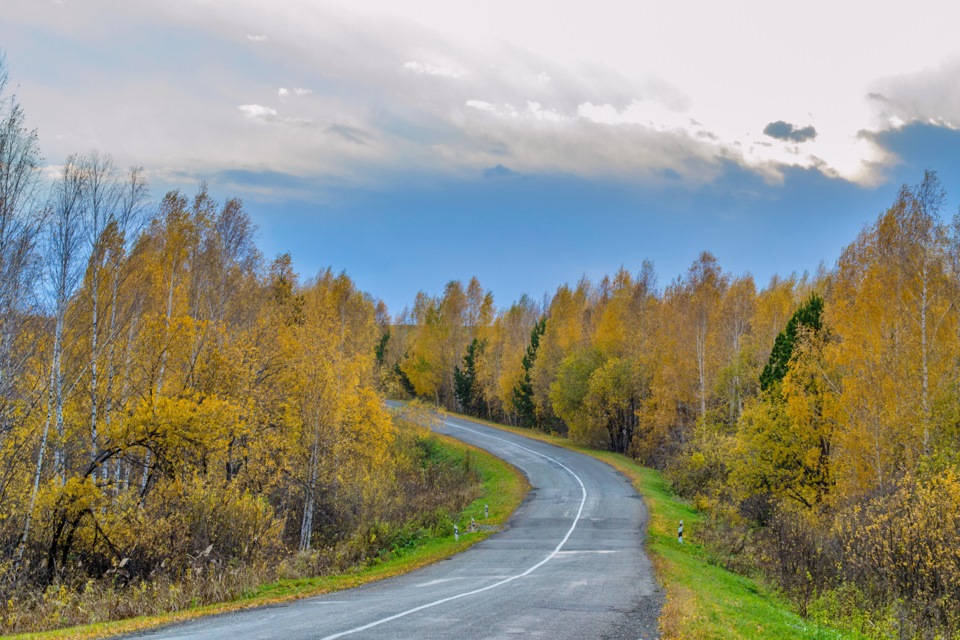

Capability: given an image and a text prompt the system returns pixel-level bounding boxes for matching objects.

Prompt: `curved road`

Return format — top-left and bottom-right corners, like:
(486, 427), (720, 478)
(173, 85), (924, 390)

(121, 413), (662, 640)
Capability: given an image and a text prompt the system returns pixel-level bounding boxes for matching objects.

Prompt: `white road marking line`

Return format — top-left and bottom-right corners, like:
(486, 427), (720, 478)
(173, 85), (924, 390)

(414, 578), (467, 587)
(318, 417), (588, 640)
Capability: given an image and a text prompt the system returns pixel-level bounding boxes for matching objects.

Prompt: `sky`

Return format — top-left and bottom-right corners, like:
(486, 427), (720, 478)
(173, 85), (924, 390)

(4, 0), (960, 314)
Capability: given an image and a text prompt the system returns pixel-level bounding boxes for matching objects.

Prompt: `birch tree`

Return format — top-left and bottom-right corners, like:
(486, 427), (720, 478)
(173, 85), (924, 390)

(0, 55), (44, 439)
(1, 56), (46, 566)
(45, 156), (87, 482)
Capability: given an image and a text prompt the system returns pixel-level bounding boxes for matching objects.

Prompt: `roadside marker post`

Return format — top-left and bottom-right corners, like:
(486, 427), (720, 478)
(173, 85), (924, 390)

(454, 524), (459, 542)
(678, 520), (683, 544)
(485, 504), (489, 519)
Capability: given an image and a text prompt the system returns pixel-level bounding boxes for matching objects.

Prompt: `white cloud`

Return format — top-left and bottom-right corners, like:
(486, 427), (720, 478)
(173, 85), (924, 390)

(403, 60), (464, 79)
(527, 101), (565, 123)
(237, 104), (319, 129)
(465, 100), (518, 118)
(465, 100), (495, 112)
(278, 87), (312, 98)
(238, 104), (278, 120)
(578, 100), (690, 131)
(246, 34), (267, 42)
(41, 163), (64, 180)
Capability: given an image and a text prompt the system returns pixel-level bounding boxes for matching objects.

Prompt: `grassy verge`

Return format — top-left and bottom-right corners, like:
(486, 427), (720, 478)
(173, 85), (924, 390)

(444, 412), (861, 640)
(11, 433), (529, 640)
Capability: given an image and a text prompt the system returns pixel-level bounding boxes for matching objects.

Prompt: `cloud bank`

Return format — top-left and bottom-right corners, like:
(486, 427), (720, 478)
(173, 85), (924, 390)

(5, 0), (960, 199)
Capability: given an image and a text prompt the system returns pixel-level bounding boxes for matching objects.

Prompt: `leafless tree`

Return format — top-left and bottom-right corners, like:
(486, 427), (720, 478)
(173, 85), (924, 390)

(1, 54), (48, 566)
(19, 154), (91, 565)
(0, 55), (44, 442)
(79, 153), (148, 482)
(46, 155), (87, 481)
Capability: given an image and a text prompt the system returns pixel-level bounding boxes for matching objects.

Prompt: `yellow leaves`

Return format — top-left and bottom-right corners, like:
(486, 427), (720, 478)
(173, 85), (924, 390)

(1, 176), (444, 633)
(38, 475), (106, 517)
(479, 299), (538, 415)
(134, 313), (200, 388)
(402, 353), (440, 399)
(594, 294), (629, 358)
(835, 469), (960, 629)
(398, 277), (495, 408)
(730, 354), (837, 512)
(339, 386), (395, 470)
(125, 393), (242, 474)
(688, 451), (707, 471)
(824, 176), (960, 495)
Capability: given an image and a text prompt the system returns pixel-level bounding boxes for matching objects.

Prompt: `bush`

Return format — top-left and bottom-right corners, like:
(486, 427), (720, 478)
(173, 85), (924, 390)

(2, 432), (484, 635)
(835, 470), (960, 637)
(756, 508), (838, 616)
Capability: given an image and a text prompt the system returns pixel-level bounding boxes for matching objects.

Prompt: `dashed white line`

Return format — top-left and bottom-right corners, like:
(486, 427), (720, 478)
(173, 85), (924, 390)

(318, 417), (587, 640)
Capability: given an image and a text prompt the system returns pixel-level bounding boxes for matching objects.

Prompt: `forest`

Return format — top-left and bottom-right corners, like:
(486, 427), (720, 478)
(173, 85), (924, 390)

(4, 51), (960, 638)
(385, 172), (960, 637)
(0, 63), (483, 633)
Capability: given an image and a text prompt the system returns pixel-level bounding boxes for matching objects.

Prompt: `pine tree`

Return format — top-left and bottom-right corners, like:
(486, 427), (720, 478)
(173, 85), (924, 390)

(454, 337), (486, 416)
(394, 362), (417, 397)
(374, 331), (390, 366)
(512, 317), (547, 427)
(759, 294), (824, 391)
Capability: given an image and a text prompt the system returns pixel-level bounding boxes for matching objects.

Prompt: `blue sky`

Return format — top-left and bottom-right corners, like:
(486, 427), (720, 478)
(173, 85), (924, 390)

(4, 1), (960, 313)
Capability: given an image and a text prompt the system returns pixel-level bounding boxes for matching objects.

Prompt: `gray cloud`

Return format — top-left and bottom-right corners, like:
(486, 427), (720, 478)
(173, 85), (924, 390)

(763, 120), (817, 143)
(326, 124), (370, 145)
(868, 59), (960, 130)
(482, 164), (517, 178)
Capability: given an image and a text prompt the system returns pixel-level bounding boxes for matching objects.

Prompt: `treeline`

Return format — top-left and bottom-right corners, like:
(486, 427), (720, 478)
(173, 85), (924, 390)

(386, 173), (960, 637)
(0, 61), (480, 633)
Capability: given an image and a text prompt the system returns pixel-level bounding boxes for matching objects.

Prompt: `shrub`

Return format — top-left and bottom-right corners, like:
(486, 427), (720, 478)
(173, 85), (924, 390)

(835, 470), (960, 637)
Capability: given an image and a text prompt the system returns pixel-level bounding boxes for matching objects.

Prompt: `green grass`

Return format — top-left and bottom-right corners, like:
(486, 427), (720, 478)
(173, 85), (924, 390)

(443, 411), (863, 640)
(585, 452), (859, 640)
(9, 433), (529, 640)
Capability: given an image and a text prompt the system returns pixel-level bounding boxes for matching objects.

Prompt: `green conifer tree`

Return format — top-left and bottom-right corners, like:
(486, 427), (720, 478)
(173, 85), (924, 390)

(759, 294), (824, 391)
(454, 338), (487, 416)
(512, 317), (547, 428)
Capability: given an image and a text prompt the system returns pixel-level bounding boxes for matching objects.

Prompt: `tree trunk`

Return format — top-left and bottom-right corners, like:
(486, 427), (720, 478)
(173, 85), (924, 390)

(299, 431), (321, 552)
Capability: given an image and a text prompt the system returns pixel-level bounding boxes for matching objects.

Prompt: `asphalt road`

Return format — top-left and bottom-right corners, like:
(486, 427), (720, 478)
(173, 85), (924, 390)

(120, 412), (662, 640)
